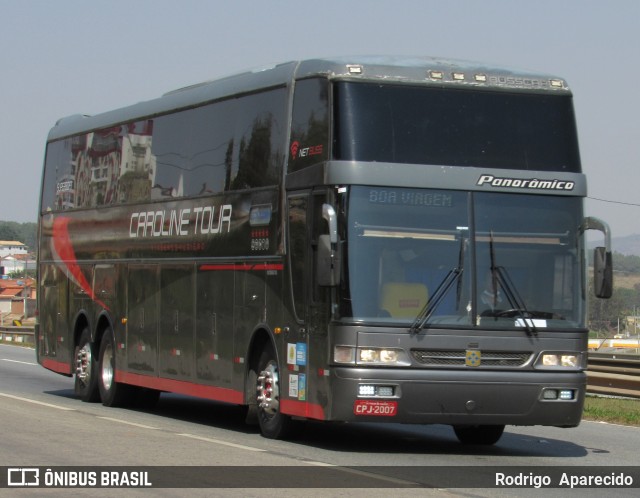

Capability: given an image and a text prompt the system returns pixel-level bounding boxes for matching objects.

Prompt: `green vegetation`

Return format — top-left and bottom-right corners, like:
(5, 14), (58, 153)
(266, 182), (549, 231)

(583, 395), (640, 426)
(0, 220), (37, 250)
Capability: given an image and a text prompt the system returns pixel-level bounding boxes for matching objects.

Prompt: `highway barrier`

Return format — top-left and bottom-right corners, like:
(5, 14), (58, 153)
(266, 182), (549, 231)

(0, 325), (34, 345)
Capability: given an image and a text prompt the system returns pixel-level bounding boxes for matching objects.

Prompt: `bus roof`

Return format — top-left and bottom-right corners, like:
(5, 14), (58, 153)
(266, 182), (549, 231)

(48, 56), (570, 141)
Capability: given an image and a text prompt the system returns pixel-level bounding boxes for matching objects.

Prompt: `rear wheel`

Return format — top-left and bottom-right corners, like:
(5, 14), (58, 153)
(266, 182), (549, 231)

(74, 328), (99, 402)
(255, 346), (295, 439)
(98, 327), (133, 407)
(453, 424), (505, 445)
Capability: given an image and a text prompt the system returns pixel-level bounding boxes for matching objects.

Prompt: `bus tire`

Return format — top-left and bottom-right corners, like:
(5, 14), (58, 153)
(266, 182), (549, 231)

(255, 346), (295, 439)
(74, 327), (99, 402)
(97, 327), (133, 407)
(453, 424), (505, 445)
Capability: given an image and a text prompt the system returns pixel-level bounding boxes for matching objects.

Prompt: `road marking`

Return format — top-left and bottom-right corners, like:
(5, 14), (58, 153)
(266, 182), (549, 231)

(304, 461), (337, 467)
(0, 392), (75, 411)
(1, 358), (37, 366)
(98, 416), (160, 430)
(178, 433), (267, 452)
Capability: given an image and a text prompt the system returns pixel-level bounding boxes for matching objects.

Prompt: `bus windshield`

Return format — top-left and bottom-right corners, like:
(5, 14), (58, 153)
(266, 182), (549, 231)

(333, 81), (581, 172)
(342, 186), (585, 330)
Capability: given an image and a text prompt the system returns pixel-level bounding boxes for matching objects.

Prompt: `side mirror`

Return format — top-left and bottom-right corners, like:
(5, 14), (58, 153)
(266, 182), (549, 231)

(318, 204), (340, 287)
(593, 246), (613, 298)
(579, 217), (613, 299)
(317, 234), (340, 287)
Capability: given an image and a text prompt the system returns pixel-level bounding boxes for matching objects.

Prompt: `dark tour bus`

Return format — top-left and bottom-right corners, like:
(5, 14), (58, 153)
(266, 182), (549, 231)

(36, 56), (612, 445)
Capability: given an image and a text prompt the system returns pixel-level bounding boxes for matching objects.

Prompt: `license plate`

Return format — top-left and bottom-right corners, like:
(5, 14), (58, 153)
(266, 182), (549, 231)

(353, 400), (398, 417)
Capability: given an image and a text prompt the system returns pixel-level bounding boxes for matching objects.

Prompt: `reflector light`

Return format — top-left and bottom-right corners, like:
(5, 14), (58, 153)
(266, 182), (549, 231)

(334, 346), (355, 364)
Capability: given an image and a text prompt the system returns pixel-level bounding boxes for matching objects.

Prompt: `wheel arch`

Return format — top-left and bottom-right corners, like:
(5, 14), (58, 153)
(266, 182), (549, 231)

(72, 310), (91, 349)
(93, 311), (115, 349)
(244, 326), (277, 404)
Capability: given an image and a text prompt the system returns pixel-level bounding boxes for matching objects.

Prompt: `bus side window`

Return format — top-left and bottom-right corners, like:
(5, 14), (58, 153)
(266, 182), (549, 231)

(289, 78), (329, 172)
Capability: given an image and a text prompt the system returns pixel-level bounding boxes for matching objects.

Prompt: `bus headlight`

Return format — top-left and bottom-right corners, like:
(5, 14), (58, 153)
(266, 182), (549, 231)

(333, 347), (409, 366)
(358, 348), (406, 365)
(535, 352), (583, 370)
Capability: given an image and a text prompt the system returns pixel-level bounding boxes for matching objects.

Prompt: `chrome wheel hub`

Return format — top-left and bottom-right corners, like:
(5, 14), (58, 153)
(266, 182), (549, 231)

(101, 343), (114, 391)
(256, 361), (279, 416)
(75, 344), (92, 385)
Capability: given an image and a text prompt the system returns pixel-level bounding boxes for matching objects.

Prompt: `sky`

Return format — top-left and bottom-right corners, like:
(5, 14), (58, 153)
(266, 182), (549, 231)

(1, 0), (639, 240)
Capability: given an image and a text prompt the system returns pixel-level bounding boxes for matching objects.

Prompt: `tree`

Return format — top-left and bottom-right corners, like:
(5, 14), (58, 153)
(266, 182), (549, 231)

(0, 223), (20, 241)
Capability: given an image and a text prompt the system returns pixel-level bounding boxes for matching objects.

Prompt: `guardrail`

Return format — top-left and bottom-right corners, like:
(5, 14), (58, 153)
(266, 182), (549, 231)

(586, 352), (640, 399)
(2, 327), (639, 398)
(588, 338), (640, 350)
(0, 326), (35, 345)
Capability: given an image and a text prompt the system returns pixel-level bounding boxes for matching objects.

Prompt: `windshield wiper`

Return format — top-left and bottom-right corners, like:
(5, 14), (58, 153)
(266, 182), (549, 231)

(410, 231), (466, 333)
(487, 231), (536, 333)
(410, 267), (463, 333)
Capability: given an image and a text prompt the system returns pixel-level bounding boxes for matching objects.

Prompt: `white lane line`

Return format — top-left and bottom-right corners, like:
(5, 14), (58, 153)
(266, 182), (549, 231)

(97, 416), (160, 430)
(0, 392), (75, 411)
(178, 433), (267, 452)
(1, 358), (38, 366)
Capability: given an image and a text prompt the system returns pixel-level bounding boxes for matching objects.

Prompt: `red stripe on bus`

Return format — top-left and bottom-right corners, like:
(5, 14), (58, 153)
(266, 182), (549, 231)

(199, 263), (284, 271)
(52, 216), (109, 311)
(41, 357), (72, 375)
(253, 263), (284, 271)
(280, 399), (325, 421)
(115, 371), (244, 404)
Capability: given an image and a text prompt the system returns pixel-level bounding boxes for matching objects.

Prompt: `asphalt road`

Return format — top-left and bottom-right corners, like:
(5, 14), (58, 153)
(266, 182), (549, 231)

(1, 343), (639, 497)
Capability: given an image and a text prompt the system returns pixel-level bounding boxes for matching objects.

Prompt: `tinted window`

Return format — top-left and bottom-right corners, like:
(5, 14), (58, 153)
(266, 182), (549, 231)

(289, 78), (329, 172)
(41, 87), (287, 212)
(333, 82), (581, 172)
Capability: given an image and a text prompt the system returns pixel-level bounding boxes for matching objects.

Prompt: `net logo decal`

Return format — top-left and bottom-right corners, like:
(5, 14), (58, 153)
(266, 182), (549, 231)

(476, 174), (575, 191)
(290, 140), (323, 160)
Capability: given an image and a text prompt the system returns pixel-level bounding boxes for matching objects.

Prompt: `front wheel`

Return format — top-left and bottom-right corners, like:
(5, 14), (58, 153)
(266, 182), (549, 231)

(453, 424), (505, 445)
(255, 346), (295, 439)
(97, 328), (133, 407)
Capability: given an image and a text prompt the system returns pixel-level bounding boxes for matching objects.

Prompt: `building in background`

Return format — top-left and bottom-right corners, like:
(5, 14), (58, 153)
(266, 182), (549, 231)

(0, 241), (35, 277)
(0, 278), (35, 323)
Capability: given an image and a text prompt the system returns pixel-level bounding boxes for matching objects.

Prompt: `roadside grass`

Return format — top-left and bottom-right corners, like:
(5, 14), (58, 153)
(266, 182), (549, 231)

(583, 395), (640, 426)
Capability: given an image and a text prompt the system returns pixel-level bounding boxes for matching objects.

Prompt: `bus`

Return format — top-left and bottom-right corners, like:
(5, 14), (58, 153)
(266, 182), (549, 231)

(36, 56), (612, 445)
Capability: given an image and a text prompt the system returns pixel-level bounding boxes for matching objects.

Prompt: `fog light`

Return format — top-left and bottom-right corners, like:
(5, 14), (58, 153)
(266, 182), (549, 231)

(377, 386), (394, 397)
(559, 389), (574, 400)
(543, 389), (558, 400)
(358, 385), (376, 396)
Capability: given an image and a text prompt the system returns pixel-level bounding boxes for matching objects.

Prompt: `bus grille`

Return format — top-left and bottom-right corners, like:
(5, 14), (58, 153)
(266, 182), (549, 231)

(410, 349), (532, 367)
